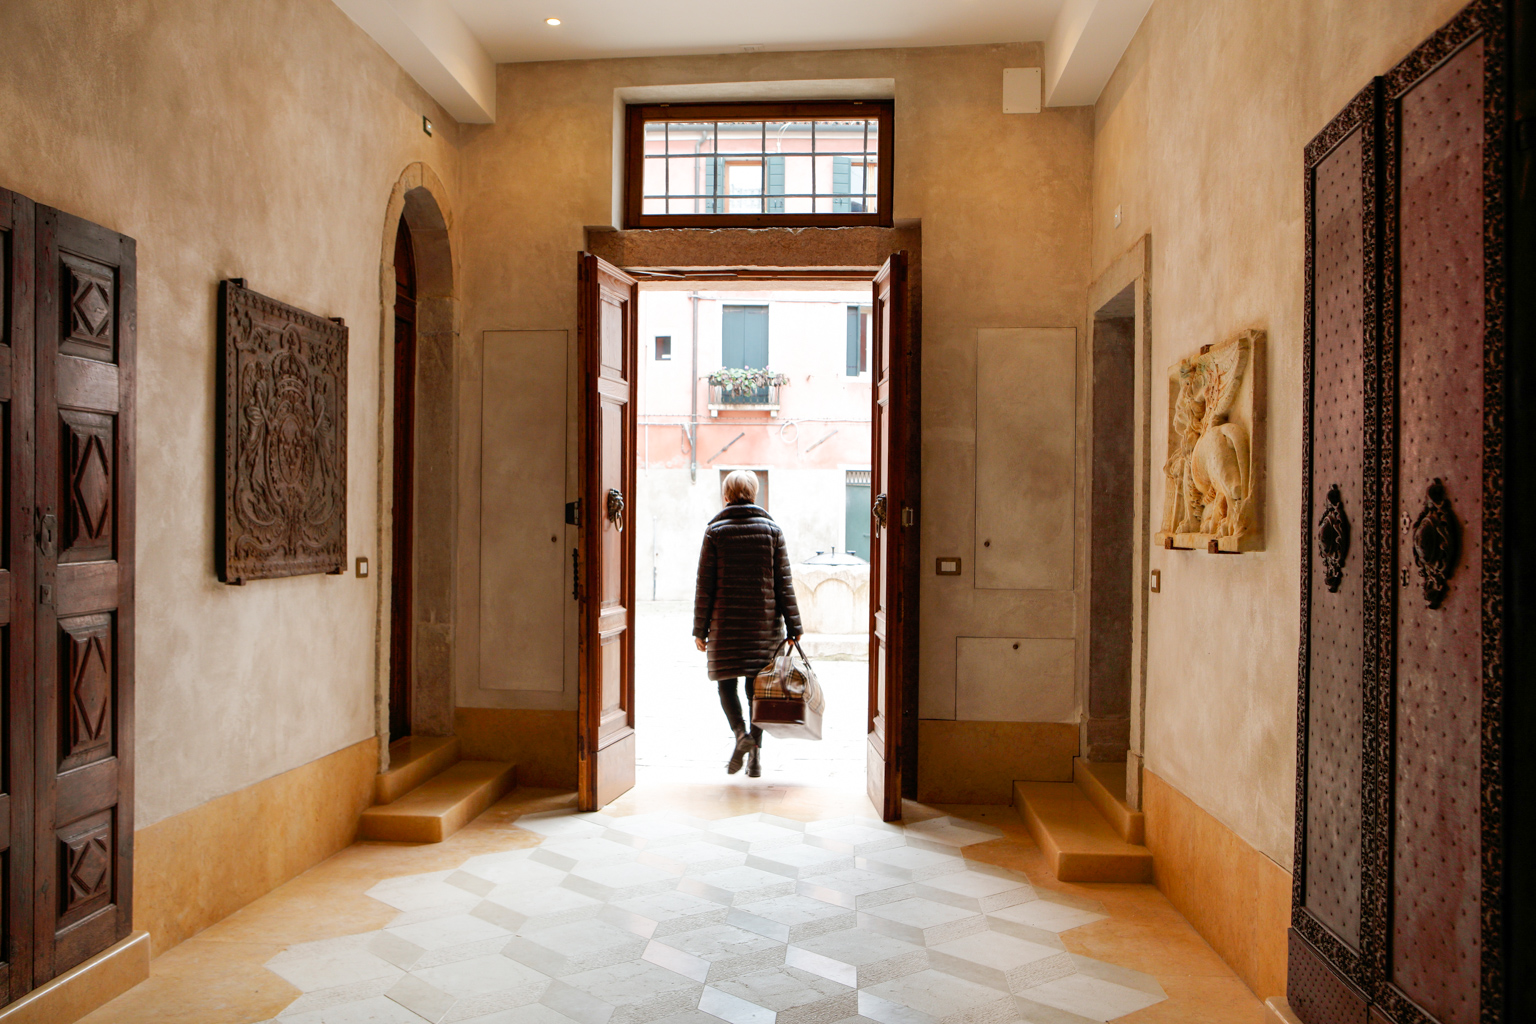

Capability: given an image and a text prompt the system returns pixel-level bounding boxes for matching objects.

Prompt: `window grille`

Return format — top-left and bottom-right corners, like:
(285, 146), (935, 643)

(625, 101), (893, 229)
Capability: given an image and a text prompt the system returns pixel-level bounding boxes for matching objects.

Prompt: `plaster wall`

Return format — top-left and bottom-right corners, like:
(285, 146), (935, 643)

(0, 0), (461, 826)
(458, 44), (1095, 732)
(1091, 0), (1469, 867)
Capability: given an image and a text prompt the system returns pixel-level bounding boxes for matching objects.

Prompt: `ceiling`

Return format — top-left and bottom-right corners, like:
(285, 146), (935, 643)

(330, 0), (1153, 124)
(448, 0), (1061, 64)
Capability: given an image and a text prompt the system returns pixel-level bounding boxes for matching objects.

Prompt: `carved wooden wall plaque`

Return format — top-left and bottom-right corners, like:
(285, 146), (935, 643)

(218, 279), (347, 583)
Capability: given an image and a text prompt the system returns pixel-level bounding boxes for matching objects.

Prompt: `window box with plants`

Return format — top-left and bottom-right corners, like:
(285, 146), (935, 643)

(707, 368), (789, 415)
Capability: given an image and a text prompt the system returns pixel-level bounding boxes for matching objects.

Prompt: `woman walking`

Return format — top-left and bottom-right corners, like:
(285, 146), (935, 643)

(693, 471), (802, 777)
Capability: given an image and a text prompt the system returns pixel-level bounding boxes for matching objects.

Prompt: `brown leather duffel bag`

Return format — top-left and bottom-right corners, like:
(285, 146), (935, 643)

(751, 639), (825, 741)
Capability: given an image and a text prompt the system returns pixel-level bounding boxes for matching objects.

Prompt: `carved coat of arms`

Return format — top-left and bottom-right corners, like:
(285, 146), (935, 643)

(1157, 329), (1263, 554)
(218, 280), (347, 583)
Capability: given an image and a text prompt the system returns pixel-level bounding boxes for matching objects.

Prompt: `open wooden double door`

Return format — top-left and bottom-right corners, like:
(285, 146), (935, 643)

(575, 252), (918, 819)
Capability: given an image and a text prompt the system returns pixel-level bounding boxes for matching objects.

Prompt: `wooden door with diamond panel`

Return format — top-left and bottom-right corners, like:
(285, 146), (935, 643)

(32, 205), (135, 983)
(577, 253), (638, 811)
(0, 189), (38, 1002)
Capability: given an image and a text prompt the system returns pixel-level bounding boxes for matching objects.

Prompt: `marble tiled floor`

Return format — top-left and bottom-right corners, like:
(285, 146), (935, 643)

(83, 783), (1270, 1024)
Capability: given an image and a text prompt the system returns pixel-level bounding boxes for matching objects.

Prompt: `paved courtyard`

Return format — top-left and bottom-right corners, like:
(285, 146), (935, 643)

(634, 602), (867, 790)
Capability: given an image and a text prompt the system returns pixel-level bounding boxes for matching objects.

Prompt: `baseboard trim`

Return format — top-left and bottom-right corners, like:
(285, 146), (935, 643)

(0, 931), (149, 1024)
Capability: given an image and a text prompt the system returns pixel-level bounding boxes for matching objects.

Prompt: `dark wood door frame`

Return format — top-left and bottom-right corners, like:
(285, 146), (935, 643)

(583, 227), (922, 812)
(390, 219), (417, 742)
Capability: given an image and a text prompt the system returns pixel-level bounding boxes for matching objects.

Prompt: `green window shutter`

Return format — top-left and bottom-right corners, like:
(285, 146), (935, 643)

(845, 480), (871, 561)
(703, 156), (724, 214)
(765, 156), (785, 214)
(743, 306), (769, 368)
(722, 305), (746, 367)
(832, 156), (852, 213)
(846, 306), (861, 376)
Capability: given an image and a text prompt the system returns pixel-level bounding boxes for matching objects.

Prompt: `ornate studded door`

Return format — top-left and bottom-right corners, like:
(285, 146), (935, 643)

(1291, 3), (1511, 1022)
(32, 204), (136, 984)
(576, 253), (638, 812)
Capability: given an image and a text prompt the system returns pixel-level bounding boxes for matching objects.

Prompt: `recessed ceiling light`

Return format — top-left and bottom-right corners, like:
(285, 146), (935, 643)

(546, 17), (561, 25)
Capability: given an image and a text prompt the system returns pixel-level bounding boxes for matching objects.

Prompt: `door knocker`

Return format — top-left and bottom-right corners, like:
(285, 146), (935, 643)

(606, 488), (626, 533)
(1408, 478), (1458, 609)
(1317, 484), (1349, 593)
(872, 493), (887, 535)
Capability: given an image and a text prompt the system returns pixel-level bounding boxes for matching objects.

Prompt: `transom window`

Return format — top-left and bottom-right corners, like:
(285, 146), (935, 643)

(624, 101), (893, 229)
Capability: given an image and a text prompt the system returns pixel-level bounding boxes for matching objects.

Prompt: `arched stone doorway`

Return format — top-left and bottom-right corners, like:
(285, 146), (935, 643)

(377, 163), (457, 769)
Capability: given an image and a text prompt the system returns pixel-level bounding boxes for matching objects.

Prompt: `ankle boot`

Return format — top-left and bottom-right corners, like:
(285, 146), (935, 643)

(727, 730), (756, 774)
(745, 746), (761, 778)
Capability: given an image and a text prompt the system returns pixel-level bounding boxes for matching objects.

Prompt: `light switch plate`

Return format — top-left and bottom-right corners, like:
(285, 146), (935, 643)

(1003, 68), (1042, 114)
(356, 556), (369, 578)
(1150, 568), (1160, 593)
(936, 557), (962, 576)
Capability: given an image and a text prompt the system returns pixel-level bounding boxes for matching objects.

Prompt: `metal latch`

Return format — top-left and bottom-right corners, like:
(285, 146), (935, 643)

(901, 506), (915, 527)
(565, 500), (581, 526)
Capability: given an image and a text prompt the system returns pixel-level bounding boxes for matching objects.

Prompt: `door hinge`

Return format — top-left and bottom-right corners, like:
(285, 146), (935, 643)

(572, 547), (581, 601)
(901, 506), (915, 528)
(566, 500), (581, 526)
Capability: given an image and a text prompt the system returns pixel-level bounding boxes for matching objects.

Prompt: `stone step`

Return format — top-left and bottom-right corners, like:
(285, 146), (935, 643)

(360, 760), (517, 843)
(376, 735), (461, 805)
(1013, 780), (1153, 883)
(1073, 757), (1145, 844)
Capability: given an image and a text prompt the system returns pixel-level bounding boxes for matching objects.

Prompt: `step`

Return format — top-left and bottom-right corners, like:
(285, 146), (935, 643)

(360, 760), (517, 843)
(1073, 757), (1145, 844)
(376, 735), (462, 805)
(1013, 780), (1153, 883)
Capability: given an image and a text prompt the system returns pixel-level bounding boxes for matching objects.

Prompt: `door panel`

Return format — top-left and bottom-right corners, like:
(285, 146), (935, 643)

(0, 188), (36, 1004)
(578, 253), (638, 812)
(33, 205), (134, 984)
(868, 252), (915, 821)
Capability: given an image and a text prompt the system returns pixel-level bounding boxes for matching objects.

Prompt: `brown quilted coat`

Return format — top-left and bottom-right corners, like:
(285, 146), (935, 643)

(692, 503), (803, 681)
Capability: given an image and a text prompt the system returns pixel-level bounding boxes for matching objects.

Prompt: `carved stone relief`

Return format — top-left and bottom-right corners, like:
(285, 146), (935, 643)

(218, 279), (347, 583)
(1157, 328), (1264, 553)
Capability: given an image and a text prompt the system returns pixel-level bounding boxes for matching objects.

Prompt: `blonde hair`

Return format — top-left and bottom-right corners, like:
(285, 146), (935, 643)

(722, 470), (759, 504)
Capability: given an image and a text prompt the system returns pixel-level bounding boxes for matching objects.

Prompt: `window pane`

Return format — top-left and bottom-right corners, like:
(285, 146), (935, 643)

(636, 112), (882, 219)
(643, 197), (666, 215)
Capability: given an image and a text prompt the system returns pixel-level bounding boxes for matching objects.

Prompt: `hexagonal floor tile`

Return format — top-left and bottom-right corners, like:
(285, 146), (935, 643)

(925, 929), (1068, 994)
(679, 865), (798, 906)
(786, 927), (928, 989)
(802, 823), (907, 856)
(915, 866), (1035, 914)
(747, 844), (855, 880)
(857, 898), (987, 946)
(555, 958), (705, 1024)
(266, 933), (406, 994)
(856, 844), (968, 883)
(475, 883), (605, 934)
(728, 894), (857, 943)
(637, 839), (749, 876)
(707, 814), (807, 850)
(652, 922), (787, 982)
(365, 871), (485, 916)
(608, 887), (731, 937)
(796, 869), (915, 911)
(503, 917), (649, 976)
(532, 836), (644, 870)
(859, 968), (1019, 1024)
(986, 893), (1107, 935)
(901, 817), (1005, 849)
(456, 850), (562, 889)
(563, 858), (683, 901)
(707, 965), (857, 1024)
(1012, 954), (1165, 1021)
(386, 953), (550, 1022)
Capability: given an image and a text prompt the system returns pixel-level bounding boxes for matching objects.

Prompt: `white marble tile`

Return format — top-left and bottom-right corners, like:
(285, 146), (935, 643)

(559, 959), (705, 1022)
(679, 865), (797, 906)
(787, 928), (929, 989)
(856, 847), (968, 882)
(698, 985), (776, 1024)
(505, 917), (649, 977)
(455, 1005), (582, 1024)
(798, 870), (915, 911)
(729, 894), (857, 943)
(456, 853), (566, 889)
(385, 974), (455, 1023)
(387, 914), (512, 953)
(278, 994), (432, 1024)
(636, 840), (748, 876)
(366, 873), (484, 915)
(747, 843), (855, 879)
(514, 811), (614, 840)
(477, 884), (604, 934)
(268, 935), (406, 993)
(410, 953), (550, 1000)
(803, 824), (908, 856)
(711, 964), (856, 1020)
(902, 818), (1004, 849)
(532, 837), (644, 870)
(564, 859), (682, 901)
(916, 869), (1035, 913)
(610, 888), (730, 937)
(1016, 968), (1163, 1021)
(653, 922), (786, 982)
(278, 976), (402, 1017)
(859, 969), (1020, 1024)
(986, 897), (1106, 935)
(707, 816), (806, 849)
(926, 932), (1067, 994)
(857, 899), (986, 946)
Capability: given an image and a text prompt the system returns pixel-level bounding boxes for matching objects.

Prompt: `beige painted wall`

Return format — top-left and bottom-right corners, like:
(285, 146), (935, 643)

(457, 44), (1096, 733)
(0, 0), (461, 826)
(1091, 0), (1469, 867)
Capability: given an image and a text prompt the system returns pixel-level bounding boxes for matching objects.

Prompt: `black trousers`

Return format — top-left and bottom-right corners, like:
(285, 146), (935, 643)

(717, 677), (762, 746)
